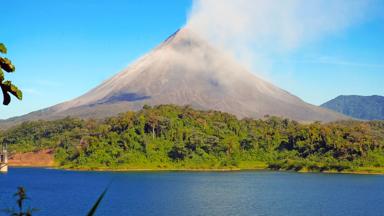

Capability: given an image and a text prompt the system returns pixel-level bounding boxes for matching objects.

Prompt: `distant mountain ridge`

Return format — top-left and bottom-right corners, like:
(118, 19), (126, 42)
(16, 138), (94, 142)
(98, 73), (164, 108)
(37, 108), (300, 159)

(0, 28), (346, 128)
(321, 95), (384, 120)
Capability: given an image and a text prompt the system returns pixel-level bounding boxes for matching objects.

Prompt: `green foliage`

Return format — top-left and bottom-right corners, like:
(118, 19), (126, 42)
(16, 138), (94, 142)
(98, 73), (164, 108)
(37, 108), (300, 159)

(0, 43), (22, 105)
(0, 43), (7, 54)
(1, 105), (384, 172)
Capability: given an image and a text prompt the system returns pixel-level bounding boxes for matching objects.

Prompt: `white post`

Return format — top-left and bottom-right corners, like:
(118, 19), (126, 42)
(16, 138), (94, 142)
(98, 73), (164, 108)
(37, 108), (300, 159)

(0, 144), (8, 173)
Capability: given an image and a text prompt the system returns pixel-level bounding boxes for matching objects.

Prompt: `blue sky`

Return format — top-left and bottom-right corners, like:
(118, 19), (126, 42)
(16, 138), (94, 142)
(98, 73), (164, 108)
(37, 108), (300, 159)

(1, 0), (383, 119)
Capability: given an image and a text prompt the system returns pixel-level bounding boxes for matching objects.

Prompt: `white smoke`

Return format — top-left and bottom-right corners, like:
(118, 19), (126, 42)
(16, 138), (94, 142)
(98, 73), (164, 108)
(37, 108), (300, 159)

(186, 0), (376, 77)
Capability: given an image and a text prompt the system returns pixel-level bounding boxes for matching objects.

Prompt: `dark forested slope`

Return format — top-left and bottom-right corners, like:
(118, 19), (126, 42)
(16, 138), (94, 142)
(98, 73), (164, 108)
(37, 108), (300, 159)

(322, 95), (384, 120)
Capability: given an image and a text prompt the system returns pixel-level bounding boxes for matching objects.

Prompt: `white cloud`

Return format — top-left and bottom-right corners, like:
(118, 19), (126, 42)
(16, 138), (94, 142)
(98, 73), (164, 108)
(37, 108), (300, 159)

(35, 79), (62, 87)
(23, 88), (42, 96)
(304, 56), (384, 68)
(186, 0), (377, 77)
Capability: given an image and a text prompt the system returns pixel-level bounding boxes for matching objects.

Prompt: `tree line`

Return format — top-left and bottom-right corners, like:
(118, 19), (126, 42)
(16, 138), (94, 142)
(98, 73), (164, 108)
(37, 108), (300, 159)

(1, 105), (384, 172)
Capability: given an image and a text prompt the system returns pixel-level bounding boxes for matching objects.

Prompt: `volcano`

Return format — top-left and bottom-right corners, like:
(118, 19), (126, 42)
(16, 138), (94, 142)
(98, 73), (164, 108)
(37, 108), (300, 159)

(2, 28), (346, 126)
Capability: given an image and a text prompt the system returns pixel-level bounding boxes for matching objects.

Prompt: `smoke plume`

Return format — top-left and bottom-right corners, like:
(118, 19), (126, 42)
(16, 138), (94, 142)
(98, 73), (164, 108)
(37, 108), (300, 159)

(186, 0), (376, 76)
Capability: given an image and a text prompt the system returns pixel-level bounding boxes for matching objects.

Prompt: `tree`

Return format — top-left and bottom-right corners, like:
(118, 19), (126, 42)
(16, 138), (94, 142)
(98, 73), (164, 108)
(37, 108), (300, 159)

(0, 43), (22, 105)
(146, 111), (159, 139)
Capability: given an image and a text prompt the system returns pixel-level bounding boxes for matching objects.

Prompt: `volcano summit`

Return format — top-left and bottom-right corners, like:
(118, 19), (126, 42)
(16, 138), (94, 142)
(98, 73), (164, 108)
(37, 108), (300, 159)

(3, 28), (346, 125)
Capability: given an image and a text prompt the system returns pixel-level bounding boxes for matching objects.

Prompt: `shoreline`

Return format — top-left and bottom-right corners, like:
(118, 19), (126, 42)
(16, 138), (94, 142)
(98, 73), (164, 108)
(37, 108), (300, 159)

(8, 164), (384, 175)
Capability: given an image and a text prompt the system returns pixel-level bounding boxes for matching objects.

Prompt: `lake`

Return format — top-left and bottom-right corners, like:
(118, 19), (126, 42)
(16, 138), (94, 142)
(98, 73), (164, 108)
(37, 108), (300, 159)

(1, 168), (384, 216)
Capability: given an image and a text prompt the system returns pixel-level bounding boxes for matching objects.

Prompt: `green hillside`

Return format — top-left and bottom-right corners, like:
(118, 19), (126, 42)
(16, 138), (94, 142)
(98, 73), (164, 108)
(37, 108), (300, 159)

(322, 95), (384, 120)
(2, 105), (384, 173)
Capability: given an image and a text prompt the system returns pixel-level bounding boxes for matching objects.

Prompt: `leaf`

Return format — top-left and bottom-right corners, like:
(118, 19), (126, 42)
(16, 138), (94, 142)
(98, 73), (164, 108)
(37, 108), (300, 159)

(0, 69), (4, 82)
(0, 57), (15, 72)
(1, 85), (11, 105)
(0, 43), (6, 54)
(8, 83), (22, 100)
(86, 188), (108, 216)
(1, 81), (22, 105)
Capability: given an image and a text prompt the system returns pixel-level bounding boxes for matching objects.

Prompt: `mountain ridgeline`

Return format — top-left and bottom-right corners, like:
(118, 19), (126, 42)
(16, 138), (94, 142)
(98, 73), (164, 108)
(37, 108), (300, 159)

(322, 95), (384, 120)
(1, 28), (346, 127)
(2, 105), (384, 172)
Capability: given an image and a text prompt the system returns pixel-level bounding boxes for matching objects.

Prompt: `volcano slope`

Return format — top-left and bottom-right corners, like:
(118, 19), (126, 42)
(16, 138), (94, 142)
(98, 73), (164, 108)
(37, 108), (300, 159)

(1, 28), (346, 127)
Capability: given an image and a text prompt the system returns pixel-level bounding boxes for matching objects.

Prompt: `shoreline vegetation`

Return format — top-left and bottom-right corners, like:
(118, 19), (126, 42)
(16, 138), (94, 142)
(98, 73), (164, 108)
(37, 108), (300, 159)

(2, 105), (384, 175)
(7, 150), (384, 175)
(8, 164), (384, 175)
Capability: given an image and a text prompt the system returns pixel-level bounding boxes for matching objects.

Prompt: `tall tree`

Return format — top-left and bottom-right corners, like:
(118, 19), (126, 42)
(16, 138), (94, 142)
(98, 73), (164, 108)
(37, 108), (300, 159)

(0, 43), (22, 105)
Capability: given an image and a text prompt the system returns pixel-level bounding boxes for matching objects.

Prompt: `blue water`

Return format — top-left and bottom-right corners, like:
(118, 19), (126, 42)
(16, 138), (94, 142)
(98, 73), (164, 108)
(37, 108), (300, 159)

(1, 168), (384, 216)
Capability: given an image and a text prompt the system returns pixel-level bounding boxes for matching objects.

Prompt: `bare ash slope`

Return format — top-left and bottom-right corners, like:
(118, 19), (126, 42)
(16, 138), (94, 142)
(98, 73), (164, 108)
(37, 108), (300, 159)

(1, 28), (346, 127)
